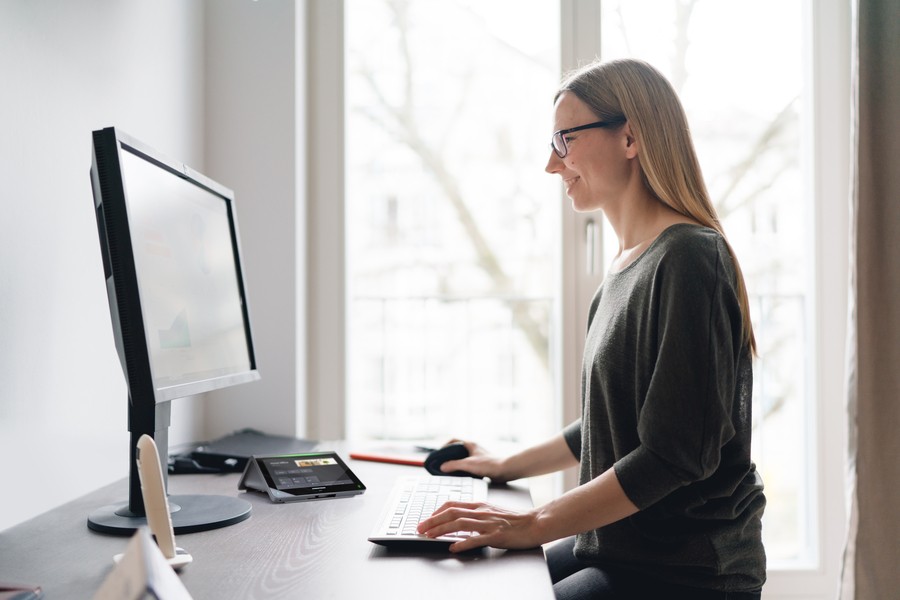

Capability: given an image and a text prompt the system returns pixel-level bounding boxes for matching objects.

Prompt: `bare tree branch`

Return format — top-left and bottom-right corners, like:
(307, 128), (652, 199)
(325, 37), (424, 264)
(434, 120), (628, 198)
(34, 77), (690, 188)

(353, 0), (551, 367)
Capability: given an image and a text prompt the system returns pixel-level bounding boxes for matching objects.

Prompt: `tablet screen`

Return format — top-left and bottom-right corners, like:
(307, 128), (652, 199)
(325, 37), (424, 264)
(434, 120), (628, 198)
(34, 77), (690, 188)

(257, 452), (365, 496)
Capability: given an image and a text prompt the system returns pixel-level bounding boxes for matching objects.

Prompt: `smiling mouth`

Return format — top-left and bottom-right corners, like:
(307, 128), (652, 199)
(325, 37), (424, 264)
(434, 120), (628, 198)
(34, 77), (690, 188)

(563, 176), (580, 190)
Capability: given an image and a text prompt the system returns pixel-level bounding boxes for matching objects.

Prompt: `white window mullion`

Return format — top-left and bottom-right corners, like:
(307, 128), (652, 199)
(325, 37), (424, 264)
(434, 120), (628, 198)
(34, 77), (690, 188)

(306, 0), (347, 441)
(559, 0), (608, 493)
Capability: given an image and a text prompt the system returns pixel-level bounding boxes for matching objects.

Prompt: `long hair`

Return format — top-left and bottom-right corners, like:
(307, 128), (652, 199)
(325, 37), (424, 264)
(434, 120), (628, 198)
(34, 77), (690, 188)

(558, 58), (756, 354)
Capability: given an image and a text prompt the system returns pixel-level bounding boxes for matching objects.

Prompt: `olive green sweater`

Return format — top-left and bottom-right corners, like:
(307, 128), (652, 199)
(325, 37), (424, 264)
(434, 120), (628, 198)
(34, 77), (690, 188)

(562, 223), (766, 592)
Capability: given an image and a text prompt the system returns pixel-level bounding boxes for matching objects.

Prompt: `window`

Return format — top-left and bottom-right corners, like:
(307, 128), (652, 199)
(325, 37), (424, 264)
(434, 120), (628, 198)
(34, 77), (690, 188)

(308, 1), (848, 595)
(598, 0), (810, 567)
(345, 0), (562, 447)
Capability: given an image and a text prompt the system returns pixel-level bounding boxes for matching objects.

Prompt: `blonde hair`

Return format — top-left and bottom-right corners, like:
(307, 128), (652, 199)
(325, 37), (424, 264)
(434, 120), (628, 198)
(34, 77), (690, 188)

(558, 58), (756, 353)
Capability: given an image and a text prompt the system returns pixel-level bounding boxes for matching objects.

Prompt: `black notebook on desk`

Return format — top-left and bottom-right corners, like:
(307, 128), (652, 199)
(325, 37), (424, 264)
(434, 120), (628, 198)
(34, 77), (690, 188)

(170, 428), (318, 474)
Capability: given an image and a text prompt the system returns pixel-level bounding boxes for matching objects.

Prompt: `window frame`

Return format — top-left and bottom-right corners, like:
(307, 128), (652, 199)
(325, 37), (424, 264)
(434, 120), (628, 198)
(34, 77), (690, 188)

(305, 1), (849, 595)
(307, 0), (347, 441)
(559, 2), (850, 595)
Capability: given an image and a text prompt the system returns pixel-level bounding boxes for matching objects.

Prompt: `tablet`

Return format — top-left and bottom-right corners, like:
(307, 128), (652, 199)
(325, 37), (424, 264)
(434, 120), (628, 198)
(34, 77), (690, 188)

(238, 451), (366, 503)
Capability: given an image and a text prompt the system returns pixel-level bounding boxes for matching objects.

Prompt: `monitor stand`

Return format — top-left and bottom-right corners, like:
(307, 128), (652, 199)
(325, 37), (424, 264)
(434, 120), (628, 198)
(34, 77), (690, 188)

(87, 494), (251, 535)
(88, 417), (251, 535)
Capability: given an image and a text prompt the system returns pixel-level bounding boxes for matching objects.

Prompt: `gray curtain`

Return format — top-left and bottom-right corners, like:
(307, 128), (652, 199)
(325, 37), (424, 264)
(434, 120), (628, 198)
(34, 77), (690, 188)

(841, 0), (900, 598)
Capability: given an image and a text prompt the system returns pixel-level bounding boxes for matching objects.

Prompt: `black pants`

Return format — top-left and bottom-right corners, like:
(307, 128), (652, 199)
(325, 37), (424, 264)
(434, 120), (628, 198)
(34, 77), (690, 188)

(546, 537), (762, 600)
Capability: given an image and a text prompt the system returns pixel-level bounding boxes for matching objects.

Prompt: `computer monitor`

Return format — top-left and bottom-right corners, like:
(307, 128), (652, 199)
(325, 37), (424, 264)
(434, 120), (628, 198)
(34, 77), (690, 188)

(87, 127), (259, 534)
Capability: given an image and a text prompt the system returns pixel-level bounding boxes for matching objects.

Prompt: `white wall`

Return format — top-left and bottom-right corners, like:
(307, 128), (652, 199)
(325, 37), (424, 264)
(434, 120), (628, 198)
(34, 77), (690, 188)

(203, 1), (304, 441)
(0, 0), (303, 532)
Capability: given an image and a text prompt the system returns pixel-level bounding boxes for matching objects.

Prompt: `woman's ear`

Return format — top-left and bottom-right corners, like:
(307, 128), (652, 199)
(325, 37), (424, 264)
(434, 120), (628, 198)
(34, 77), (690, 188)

(622, 121), (638, 159)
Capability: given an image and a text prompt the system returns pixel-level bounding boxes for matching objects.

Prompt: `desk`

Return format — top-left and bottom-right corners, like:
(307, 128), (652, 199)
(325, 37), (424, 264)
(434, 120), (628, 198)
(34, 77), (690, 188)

(0, 447), (554, 599)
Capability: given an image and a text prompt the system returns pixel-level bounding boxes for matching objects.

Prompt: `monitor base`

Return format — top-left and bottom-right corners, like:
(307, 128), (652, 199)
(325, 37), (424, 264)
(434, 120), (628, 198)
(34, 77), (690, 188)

(87, 494), (251, 535)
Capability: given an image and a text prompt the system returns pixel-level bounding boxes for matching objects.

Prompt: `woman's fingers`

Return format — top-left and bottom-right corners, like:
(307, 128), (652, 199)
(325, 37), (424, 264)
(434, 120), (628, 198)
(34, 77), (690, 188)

(417, 502), (539, 551)
(417, 502), (482, 534)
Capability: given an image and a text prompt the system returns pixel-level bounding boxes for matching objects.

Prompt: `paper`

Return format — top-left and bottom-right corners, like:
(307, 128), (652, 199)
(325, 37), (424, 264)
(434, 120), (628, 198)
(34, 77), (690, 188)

(92, 527), (193, 600)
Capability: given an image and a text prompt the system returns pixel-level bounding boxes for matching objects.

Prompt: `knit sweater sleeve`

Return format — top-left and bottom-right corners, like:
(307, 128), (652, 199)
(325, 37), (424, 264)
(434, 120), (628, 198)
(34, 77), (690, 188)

(562, 419), (582, 459)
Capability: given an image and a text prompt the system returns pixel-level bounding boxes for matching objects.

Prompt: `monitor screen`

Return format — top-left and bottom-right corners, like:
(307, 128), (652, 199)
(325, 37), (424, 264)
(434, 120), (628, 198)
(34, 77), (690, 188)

(120, 149), (252, 392)
(88, 127), (258, 535)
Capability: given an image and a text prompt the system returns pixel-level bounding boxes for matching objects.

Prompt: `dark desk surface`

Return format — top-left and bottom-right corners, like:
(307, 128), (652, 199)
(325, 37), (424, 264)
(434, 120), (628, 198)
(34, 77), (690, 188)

(0, 447), (554, 599)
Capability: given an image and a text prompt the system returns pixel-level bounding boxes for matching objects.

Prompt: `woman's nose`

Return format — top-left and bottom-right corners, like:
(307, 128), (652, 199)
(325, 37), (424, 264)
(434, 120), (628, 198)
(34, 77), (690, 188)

(545, 150), (563, 174)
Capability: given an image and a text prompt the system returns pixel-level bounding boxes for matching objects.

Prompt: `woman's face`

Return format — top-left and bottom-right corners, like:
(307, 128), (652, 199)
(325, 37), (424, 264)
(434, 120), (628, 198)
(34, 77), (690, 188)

(545, 92), (632, 213)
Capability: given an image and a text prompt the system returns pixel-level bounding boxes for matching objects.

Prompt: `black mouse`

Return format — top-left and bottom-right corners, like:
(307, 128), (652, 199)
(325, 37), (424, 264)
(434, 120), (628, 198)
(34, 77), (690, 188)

(424, 443), (476, 477)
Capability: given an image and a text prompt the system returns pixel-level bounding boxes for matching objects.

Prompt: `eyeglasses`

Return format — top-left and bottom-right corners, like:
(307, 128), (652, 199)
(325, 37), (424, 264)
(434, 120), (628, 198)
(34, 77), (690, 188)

(550, 120), (624, 158)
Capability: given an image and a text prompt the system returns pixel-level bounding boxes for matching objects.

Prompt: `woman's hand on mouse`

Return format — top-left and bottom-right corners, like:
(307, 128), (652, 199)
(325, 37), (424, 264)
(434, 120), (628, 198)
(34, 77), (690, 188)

(416, 501), (543, 552)
(440, 439), (508, 482)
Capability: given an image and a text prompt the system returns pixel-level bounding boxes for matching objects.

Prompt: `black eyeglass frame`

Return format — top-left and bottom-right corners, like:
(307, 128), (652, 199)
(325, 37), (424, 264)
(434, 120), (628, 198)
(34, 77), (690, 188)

(550, 119), (625, 158)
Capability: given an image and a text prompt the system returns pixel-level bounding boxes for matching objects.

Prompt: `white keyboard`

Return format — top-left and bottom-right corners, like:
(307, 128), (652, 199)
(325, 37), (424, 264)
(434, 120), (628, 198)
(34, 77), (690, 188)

(368, 475), (488, 547)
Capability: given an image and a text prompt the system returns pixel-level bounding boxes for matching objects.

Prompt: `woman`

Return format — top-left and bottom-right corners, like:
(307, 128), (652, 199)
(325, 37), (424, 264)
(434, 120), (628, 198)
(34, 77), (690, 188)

(416, 58), (766, 599)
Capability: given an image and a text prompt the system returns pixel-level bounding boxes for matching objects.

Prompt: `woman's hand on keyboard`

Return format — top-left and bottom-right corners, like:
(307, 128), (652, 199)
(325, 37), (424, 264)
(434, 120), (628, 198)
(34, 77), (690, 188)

(416, 501), (543, 552)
